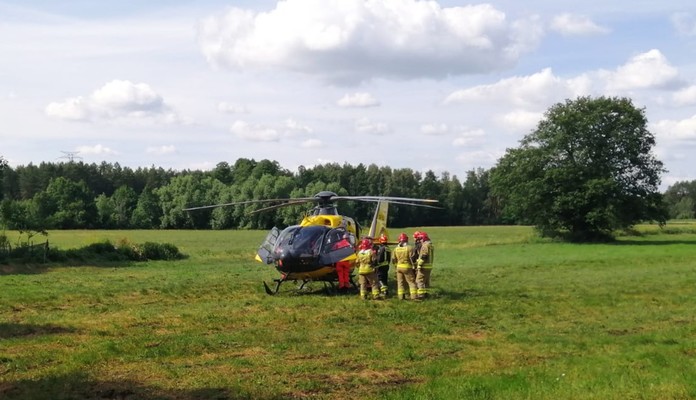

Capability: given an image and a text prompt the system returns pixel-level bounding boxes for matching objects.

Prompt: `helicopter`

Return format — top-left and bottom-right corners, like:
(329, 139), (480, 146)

(184, 191), (439, 295)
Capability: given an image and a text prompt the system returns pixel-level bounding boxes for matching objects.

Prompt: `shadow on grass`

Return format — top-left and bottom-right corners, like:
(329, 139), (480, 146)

(0, 323), (78, 339)
(609, 239), (696, 246)
(436, 288), (489, 301)
(0, 371), (275, 400)
(0, 261), (138, 276)
(282, 284), (356, 297)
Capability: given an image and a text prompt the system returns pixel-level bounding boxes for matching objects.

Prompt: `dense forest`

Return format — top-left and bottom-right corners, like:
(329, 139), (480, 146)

(0, 158), (497, 231)
(0, 156), (693, 232)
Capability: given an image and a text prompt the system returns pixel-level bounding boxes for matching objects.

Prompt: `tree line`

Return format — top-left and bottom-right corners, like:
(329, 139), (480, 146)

(0, 157), (499, 231)
(1, 96), (694, 240)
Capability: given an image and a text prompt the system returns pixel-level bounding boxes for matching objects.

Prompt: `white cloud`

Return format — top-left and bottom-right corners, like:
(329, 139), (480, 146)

(45, 80), (172, 122)
(444, 68), (574, 108)
(355, 117), (390, 135)
(301, 139), (323, 148)
(284, 118), (313, 133)
(218, 102), (248, 113)
(197, 0), (543, 84)
(230, 120), (281, 142)
(146, 145), (177, 155)
(91, 80), (163, 112)
(444, 50), (685, 113)
(604, 49), (682, 91)
(452, 128), (485, 147)
(227, 118), (312, 142)
(673, 85), (696, 106)
(652, 115), (696, 142)
(337, 92), (380, 108)
(160, 112), (194, 126)
(672, 12), (696, 36)
(45, 96), (91, 121)
(455, 150), (500, 169)
(499, 110), (542, 132)
(421, 123), (449, 136)
(75, 144), (118, 155)
(550, 13), (609, 36)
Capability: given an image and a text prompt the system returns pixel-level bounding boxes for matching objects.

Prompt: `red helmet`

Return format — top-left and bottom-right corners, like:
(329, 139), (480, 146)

(398, 233), (408, 243)
(413, 231), (422, 240)
(420, 232), (429, 241)
(359, 238), (373, 250)
(378, 234), (388, 244)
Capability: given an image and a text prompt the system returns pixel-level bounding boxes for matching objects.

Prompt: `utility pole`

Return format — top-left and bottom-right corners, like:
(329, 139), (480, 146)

(58, 151), (83, 163)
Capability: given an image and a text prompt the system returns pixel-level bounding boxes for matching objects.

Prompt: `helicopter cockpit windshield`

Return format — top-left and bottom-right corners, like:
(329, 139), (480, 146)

(275, 225), (327, 258)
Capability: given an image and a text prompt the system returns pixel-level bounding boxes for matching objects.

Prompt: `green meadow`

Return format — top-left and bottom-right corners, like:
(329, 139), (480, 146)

(1, 225), (696, 399)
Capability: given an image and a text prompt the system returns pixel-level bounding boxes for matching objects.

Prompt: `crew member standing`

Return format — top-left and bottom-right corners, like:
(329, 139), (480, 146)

(374, 233), (391, 297)
(391, 233), (417, 300)
(332, 232), (354, 292)
(356, 238), (381, 300)
(411, 230), (423, 266)
(414, 231), (434, 299)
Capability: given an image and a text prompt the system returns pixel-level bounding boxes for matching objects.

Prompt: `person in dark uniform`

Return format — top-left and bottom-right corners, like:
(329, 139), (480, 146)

(374, 233), (391, 297)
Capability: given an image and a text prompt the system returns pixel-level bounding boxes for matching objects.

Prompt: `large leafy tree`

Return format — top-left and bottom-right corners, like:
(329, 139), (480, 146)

(109, 185), (139, 228)
(491, 96), (666, 241)
(130, 186), (161, 228)
(157, 174), (225, 228)
(663, 180), (696, 219)
(462, 168), (495, 225)
(0, 199), (47, 239)
(33, 177), (98, 228)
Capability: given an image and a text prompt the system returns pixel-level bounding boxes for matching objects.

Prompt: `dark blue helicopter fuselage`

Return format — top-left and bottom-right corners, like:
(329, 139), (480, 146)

(270, 224), (355, 275)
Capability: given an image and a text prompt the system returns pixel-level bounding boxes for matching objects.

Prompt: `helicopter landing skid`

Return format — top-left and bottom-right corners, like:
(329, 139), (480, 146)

(263, 279), (284, 295)
(264, 277), (349, 295)
(263, 277), (311, 295)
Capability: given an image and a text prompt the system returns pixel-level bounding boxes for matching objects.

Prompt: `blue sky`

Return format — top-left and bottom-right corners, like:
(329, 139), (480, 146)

(1, 0), (695, 190)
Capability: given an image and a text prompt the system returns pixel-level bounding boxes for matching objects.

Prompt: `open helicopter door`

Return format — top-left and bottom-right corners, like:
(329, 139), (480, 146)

(319, 227), (356, 265)
(255, 227), (280, 264)
(367, 200), (389, 239)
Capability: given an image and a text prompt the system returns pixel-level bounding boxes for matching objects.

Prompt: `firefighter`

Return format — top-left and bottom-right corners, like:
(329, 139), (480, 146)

(374, 233), (391, 297)
(356, 238), (381, 300)
(414, 231), (434, 299)
(411, 230), (423, 265)
(391, 232), (417, 300)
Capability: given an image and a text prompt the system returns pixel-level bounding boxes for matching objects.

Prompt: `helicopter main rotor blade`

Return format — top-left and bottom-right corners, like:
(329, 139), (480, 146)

(377, 200), (443, 209)
(334, 196), (439, 204)
(183, 193), (440, 212)
(182, 196), (317, 211)
(183, 199), (267, 211)
(248, 200), (315, 214)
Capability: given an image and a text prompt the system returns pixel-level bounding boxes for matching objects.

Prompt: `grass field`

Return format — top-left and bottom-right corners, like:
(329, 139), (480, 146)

(1, 225), (696, 399)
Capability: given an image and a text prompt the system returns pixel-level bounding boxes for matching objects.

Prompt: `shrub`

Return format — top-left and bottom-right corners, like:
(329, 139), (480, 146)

(3, 237), (185, 265)
(141, 242), (184, 261)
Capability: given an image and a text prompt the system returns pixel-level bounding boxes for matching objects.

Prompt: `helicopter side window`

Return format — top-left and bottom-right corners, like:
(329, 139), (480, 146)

(322, 227), (355, 254)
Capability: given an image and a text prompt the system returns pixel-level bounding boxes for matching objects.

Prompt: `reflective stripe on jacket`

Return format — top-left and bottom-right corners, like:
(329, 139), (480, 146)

(417, 240), (434, 269)
(391, 244), (413, 269)
(357, 249), (375, 275)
